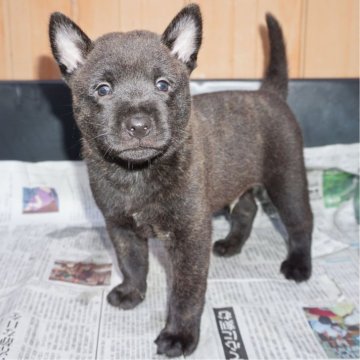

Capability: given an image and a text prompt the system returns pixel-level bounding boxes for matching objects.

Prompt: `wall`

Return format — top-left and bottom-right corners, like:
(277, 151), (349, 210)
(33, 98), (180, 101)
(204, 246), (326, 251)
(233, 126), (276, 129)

(0, 0), (358, 80)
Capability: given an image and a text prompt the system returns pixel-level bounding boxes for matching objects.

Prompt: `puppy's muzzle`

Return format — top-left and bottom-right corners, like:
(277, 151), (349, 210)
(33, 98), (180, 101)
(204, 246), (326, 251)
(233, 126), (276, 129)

(125, 115), (152, 139)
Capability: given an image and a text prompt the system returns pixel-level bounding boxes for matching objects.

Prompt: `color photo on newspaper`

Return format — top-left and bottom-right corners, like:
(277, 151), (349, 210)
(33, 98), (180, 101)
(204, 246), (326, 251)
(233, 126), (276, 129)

(22, 186), (59, 213)
(304, 305), (360, 359)
(49, 260), (112, 286)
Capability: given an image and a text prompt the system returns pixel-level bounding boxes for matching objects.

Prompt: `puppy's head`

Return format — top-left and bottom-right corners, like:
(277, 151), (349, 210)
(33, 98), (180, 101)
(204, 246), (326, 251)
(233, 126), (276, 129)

(49, 4), (202, 164)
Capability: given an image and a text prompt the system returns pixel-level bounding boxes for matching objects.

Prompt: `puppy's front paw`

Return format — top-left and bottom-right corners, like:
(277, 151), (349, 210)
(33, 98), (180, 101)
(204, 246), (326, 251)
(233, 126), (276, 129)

(107, 283), (145, 310)
(155, 329), (199, 358)
(280, 254), (311, 282)
(213, 238), (241, 257)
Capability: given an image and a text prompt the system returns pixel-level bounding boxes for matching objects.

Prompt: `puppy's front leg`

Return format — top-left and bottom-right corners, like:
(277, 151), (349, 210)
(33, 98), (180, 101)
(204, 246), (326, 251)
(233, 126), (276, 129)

(106, 222), (149, 310)
(155, 217), (211, 357)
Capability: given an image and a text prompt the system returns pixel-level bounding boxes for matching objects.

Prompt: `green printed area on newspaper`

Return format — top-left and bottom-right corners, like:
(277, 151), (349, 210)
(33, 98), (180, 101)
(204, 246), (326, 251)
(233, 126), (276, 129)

(323, 169), (359, 209)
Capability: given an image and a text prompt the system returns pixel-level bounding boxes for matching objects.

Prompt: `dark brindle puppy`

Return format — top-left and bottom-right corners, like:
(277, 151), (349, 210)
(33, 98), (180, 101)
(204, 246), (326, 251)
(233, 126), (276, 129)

(49, 4), (312, 357)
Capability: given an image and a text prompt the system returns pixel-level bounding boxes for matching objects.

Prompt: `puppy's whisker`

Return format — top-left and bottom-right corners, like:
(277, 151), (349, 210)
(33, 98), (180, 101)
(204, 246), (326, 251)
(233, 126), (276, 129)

(103, 144), (113, 159)
(89, 132), (110, 141)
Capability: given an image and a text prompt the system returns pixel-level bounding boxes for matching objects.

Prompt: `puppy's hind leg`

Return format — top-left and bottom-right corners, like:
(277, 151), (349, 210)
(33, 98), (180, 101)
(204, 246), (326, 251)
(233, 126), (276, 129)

(264, 166), (313, 282)
(213, 189), (257, 257)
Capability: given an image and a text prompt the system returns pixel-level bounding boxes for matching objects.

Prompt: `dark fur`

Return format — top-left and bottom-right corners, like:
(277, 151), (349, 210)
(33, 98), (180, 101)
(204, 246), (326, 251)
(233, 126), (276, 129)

(49, 5), (312, 357)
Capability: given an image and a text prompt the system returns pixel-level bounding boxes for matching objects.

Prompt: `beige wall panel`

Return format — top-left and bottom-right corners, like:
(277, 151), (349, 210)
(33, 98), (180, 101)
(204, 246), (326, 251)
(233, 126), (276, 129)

(0, 0), (358, 79)
(256, 0), (304, 78)
(4, 0), (72, 80)
(0, 0), (11, 79)
(192, 0), (234, 79)
(73, 0), (121, 39)
(120, 0), (185, 33)
(232, 0), (258, 78)
(304, 0), (359, 77)
(119, 0), (142, 31)
(6, 0), (32, 79)
(31, 0), (72, 79)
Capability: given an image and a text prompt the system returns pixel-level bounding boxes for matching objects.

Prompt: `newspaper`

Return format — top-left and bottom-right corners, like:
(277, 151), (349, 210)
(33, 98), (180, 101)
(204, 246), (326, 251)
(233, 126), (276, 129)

(0, 143), (358, 360)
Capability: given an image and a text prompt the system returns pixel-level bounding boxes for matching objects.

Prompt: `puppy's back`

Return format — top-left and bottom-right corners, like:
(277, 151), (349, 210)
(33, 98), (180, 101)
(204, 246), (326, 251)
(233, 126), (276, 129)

(192, 89), (302, 211)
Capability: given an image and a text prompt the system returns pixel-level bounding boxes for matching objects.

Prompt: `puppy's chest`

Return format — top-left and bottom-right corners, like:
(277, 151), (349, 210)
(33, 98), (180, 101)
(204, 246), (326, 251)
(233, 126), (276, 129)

(101, 165), (177, 240)
(131, 207), (172, 242)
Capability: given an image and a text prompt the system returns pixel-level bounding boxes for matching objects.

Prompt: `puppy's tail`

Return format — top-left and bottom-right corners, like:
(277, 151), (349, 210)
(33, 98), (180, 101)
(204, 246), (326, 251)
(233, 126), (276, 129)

(260, 13), (288, 100)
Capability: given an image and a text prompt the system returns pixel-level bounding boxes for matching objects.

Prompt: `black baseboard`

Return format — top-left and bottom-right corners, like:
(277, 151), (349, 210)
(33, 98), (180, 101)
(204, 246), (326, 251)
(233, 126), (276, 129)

(0, 79), (358, 161)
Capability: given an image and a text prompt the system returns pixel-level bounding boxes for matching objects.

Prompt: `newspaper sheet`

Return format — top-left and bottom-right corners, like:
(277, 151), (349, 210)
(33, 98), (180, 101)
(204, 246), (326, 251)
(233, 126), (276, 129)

(0, 143), (358, 360)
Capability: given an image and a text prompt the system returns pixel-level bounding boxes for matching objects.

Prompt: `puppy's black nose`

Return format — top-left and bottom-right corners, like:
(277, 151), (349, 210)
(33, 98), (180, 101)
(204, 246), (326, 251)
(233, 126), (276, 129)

(125, 115), (152, 139)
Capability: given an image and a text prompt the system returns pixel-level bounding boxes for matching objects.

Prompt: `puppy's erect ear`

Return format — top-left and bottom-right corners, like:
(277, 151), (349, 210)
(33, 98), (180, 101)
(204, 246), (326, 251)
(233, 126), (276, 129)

(161, 4), (202, 72)
(49, 12), (92, 81)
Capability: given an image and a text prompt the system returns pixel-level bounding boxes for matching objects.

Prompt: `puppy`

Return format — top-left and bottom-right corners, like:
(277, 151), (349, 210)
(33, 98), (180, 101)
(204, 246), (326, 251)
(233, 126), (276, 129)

(49, 4), (312, 357)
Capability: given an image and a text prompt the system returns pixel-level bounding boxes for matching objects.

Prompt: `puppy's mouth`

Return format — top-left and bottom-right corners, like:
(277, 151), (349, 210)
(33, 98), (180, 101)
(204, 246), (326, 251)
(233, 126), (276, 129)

(118, 147), (163, 163)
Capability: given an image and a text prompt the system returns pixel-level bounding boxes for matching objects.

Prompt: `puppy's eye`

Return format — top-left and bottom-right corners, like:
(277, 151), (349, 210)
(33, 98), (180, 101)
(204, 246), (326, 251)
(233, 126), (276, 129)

(96, 84), (112, 96)
(156, 80), (170, 92)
